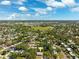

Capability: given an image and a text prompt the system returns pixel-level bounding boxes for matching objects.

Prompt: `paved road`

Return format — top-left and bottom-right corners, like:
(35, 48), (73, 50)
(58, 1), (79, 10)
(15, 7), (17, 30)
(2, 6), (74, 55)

(0, 42), (22, 53)
(5, 52), (10, 59)
(0, 35), (37, 59)
(61, 51), (68, 59)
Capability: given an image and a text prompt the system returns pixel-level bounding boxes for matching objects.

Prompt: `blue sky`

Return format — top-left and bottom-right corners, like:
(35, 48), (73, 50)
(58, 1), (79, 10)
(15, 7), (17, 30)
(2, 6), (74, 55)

(0, 0), (79, 20)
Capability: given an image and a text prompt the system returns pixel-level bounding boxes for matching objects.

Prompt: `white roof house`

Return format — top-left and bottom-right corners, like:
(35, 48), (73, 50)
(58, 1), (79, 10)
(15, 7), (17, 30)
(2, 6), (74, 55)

(67, 48), (72, 51)
(36, 52), (43, 56)
(69, 52), (75, 56)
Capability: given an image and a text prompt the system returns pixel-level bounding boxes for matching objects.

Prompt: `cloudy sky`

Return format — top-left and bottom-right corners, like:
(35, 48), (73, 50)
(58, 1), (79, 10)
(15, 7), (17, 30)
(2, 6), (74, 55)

(0, 0), (79, 20)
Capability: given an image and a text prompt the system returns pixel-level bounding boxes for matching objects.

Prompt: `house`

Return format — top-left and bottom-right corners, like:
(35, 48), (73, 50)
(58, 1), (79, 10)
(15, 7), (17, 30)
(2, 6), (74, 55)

(67, 48), (72, 52)
(36, 52), (43, 59)
(36, 52), (43, 56)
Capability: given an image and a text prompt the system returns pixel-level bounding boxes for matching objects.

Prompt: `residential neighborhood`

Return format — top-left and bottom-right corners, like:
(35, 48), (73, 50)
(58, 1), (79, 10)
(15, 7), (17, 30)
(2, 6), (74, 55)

(0, 21), (79, 59)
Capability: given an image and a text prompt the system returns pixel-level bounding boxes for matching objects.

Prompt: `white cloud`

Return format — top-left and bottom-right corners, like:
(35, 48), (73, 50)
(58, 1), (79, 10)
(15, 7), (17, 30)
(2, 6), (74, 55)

(46, 7), (53, 11)
(35, 13), (40, 16)
(45, 0), (77, 8)
(71, 7), (79, 12)
(34, 8), (48, 14)
(19, 6), (28, 11)
(33, 7), (53, 15)
(62, 0), (76, 6)
(45, 0), (65, 8)
(18, 0), (26, 2)
(26, 14), (31, 16)
(16, 0), (26, 5)
(7, 13), (19, 20)
(7, 13), (29, 20)
(52, 1), (65, 8)
(0, 0), (11, 5)
(15, 1), (24, 5)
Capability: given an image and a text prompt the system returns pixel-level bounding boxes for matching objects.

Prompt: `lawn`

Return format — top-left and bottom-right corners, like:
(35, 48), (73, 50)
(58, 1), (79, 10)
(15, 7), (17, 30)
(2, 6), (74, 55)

(0, 47), (3, 51)
(32, 26), (53, 31)
(36, 56), (43, 59)
(16, 57), (25, 59)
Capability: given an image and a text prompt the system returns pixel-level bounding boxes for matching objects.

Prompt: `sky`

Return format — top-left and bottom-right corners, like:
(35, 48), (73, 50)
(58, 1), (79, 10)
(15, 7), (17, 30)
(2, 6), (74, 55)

(0, 0), (79, 20)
